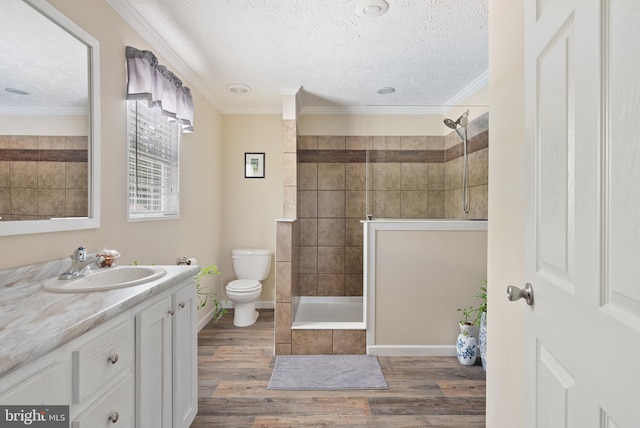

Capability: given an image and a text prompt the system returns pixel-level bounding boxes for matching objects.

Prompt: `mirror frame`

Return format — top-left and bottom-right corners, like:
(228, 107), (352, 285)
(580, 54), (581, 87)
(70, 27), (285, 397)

(0, 0), (100, 236)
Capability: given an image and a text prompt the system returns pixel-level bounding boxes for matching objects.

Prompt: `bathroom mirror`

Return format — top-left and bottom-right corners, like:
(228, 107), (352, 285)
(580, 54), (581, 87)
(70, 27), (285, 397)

(0, 0), (100, 236)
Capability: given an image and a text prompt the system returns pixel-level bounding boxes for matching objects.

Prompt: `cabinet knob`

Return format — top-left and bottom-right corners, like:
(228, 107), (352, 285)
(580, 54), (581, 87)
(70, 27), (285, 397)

(108, 353), (119, 364)
(179, 302), (185, 308)
(108, 411), (119, 423)
(168, 309), (175, 315)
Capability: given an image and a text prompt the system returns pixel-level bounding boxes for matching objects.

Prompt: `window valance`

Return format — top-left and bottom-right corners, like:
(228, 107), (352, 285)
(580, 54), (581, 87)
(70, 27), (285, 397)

(125, 46), (194, 132)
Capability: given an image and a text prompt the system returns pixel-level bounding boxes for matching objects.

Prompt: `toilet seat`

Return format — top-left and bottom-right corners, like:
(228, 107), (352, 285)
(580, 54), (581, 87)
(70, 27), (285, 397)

(226, 279), (261, 293)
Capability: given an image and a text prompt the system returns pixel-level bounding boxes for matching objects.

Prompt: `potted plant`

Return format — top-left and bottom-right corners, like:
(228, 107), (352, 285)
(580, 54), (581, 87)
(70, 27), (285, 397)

(455, 306), (478, 366)
(457, 306), (476, 337)
(475, 280), (488, 371)
(194, 264), (227, 321)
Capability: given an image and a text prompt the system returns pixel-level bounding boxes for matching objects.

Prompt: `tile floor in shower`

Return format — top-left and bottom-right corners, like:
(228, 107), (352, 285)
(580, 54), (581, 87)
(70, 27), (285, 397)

(292, 296), (364, 329)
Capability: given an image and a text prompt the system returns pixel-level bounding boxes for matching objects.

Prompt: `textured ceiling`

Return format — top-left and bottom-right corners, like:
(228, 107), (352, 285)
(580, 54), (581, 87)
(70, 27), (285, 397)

(1, 0), (488, 115)
(112, 0), (489, 114)
(0, 0), (88, 114)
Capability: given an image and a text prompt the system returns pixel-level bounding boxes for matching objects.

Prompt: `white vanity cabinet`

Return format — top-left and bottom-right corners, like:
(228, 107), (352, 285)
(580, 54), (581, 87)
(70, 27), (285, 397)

(71, 319), (135, 427)
(136, 280), (198, 428)
(0, 316), (135, 427)
(0, 273), (198, 428)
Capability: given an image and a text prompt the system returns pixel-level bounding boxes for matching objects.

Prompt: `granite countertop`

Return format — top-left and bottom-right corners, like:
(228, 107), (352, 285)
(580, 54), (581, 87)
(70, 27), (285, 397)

(0, 259), (199, 378)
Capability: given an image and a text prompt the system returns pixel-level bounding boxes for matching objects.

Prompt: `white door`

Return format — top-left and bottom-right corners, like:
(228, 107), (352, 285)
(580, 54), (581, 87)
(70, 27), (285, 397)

(524, 0), (640, 426)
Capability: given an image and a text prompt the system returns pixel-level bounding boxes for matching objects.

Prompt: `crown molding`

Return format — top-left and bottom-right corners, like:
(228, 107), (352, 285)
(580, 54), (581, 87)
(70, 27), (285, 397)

(105, 0), (224, 113)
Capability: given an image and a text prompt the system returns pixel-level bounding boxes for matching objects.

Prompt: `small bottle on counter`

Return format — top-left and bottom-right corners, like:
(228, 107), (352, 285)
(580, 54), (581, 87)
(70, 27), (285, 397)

(97, 246), (121, 267)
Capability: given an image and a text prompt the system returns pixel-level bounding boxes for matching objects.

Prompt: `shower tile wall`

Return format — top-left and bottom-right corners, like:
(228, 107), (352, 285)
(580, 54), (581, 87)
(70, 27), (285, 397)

(276, 113), (489, 355)
(275, 120), (300, 356)
(444, 112), (489, 219)
(0, 135), (89, 220)
(369, 135), (446, 219)
(296, 112), (489, 297)
(298, 135), (367, 297)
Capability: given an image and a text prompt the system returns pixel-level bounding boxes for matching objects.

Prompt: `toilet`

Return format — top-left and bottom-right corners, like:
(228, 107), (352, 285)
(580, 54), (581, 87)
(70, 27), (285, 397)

(226, 249), (272, 327)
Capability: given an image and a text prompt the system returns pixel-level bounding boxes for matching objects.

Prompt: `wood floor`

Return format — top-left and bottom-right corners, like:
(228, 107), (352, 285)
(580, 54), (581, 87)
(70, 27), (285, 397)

(193, 309), (486, 428)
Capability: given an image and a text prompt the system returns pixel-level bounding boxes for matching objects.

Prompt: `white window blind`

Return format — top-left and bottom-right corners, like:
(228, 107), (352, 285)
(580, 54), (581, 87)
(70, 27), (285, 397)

(128, 100), (180, 220)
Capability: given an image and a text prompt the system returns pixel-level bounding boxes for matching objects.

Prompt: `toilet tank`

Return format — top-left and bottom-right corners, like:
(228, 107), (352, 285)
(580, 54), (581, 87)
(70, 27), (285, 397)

(231, 249), (272, 280)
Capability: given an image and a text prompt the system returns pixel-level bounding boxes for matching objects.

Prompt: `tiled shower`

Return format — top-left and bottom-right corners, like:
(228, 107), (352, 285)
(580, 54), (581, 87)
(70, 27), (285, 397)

(275, 113), (489, 355)
(0, 135), (89, 220)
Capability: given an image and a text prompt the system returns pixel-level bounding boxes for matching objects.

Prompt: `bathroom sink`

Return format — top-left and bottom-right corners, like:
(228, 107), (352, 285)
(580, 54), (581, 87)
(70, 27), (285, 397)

(43, 266), (167, 293)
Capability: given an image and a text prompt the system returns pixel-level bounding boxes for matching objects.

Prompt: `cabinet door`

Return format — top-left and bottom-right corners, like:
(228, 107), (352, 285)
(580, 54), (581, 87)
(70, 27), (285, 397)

(172, 283), (197, 428)
(136, 296), (172, 428)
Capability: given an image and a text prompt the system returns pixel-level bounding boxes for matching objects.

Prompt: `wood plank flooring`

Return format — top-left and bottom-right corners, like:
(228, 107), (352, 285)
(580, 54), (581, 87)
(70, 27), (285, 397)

(193, 309), (486, 427)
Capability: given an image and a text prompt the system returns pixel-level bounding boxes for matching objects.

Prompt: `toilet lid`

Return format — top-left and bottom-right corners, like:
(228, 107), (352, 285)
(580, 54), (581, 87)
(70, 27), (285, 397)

(226, 279), (261, 293)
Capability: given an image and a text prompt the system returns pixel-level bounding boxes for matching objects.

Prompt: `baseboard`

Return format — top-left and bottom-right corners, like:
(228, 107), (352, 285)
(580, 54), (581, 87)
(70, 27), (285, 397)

(198, 300), (275, 332)
(219, 300), (275, 310)
(197, 306), (216, 332)
(367, 345), (457, 357)
(255, 300), (275, 310)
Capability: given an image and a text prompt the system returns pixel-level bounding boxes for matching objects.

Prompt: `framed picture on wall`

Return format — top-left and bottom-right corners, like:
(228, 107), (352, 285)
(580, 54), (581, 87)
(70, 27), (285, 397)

(244, 152), (265, 178)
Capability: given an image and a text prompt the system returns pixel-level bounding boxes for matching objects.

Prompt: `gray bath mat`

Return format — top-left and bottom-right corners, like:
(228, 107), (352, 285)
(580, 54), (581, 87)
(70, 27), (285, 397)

(267, 354), (389, 390)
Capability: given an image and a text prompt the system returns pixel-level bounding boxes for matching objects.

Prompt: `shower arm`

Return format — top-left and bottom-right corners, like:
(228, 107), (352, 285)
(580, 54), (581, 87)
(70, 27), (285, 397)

(462, 129), (470, 214)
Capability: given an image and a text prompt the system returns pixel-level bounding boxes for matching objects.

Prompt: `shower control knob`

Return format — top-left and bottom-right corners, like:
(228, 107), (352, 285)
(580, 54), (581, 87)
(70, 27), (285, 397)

(507, 283), (534, 306)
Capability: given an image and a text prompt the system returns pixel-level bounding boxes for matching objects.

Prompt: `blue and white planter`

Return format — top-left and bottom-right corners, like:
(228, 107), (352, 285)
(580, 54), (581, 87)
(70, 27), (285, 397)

(478, 311), (487, 371)
(456, 323), (477, 366)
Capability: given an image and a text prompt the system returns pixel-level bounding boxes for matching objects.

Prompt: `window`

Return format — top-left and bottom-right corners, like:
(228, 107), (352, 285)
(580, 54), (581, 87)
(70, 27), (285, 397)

(127, 100), (180, 220)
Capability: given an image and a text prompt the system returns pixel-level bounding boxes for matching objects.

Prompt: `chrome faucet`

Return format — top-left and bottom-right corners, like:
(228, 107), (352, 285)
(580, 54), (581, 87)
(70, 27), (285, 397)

(72, 246), (87, 264)
(59, 246), (104, 280)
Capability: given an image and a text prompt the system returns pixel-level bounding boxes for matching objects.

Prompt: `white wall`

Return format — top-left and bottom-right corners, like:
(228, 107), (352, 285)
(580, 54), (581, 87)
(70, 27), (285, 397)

(299, 114), (447, 136)
(0, 115), (88, 135)
(299, 110), (488, 138)
(220, 115), (284, 303)
(0, 0), (224, 324)
(487, 0), (526, 425)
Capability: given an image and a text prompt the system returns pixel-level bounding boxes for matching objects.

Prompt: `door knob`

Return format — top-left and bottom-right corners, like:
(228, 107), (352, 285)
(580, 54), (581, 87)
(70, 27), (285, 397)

(507, 283), (534, 305)
(108, 411), (119, 423)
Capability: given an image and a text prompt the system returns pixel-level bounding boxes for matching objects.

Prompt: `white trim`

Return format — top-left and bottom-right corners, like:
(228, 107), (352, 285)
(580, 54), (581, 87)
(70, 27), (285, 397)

(0, 0), (101, 237)
(300, 105), (448, 115)
(221, 106), (284, 115)
(220, 300), (275, 310)
(0, 107), (89, 115)
(368, 345), (457, 357)
(255, 301), (275, 310)
(197, 300), (275, 332)
(443, 70), (490, 110)
(197, 307), (216, 332)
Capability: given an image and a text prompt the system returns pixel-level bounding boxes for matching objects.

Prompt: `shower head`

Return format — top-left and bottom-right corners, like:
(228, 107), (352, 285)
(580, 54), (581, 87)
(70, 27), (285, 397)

(444, 118), (458, 129)
(443, 110), (470, 129)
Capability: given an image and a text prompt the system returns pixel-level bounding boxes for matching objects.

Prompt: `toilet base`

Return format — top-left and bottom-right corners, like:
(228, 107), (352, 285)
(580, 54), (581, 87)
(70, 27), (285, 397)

(233, 303), (259, 327)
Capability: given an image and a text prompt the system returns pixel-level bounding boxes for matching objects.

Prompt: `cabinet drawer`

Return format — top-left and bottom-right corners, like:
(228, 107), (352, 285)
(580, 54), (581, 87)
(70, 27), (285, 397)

(0, 360), (70, 405)
(72, 374), (134, 428)
(72, 320), (134, 404)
